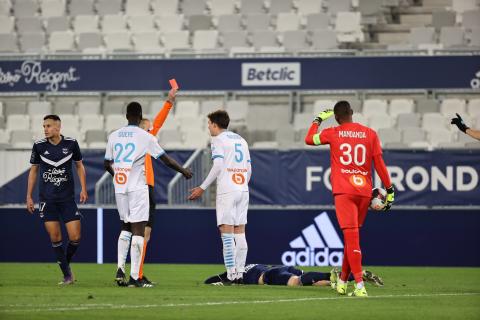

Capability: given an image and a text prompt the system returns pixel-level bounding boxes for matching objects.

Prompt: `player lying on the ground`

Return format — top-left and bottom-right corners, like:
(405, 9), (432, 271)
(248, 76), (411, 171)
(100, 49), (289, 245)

(204, 264), (384, 287)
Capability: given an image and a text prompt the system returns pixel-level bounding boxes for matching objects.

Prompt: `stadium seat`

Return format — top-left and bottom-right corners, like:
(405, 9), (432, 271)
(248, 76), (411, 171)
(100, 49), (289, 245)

(397, 113), (421, 129)
(245, 14), (271, 31)
(217, 14), (242, 32)
(409, 141), (431, 150)
(357, 0), (383, 16)
(96, 0), (122, 15)
(10, 130), (33, 148)
(125, 0), (150, 16)
(296, 0), (323, 15)
(102, 14), (128, 33)
(389, 99), (415, 117)
(58, 115), (79, 131)
(182, 129), (210, 148)
(175, 101), (200, 118)
(45, 16), (69, 34)
(209, 0), (236, 15)
(383, 142), (408, 149)
(452, 0), (477, 13)
(313, 100), (337, 114)
(240, 0), (265, 14)
(27, 101), (52, 115)
(53, 102), (75, 115)
(152, 0), (178, 15)
(378, 128), (402, 144)
(275, 125), (296, 148)
(158, 129), (182, 145)
(221, 31), (248, 49)
(162, 31), (191, 51)
(335, 12), (364, 43)
(252, 141), (279, 148)
(13, 0), (39, 17)
(305, 13), (330, 31)
(200, 100), (224, 115)
(188, 14), (211, 31)
(440, 98), (466, 117)
(327, 0), (351, 15)
(77, 32), (103, 52)
(0, 15), (14, 33)
(467, 27), (480, 46)
(311, 29), (339, 50)
(103, 101), (124, 115)
(4, 102), (27, 116)
(427, 129), (454, 147)
(49, 31), (75, 52)
(293, 113), (313, 131)
(462, 10), (480, 28)
(6, 115), (30, 131)
(409, 27), (436, 47)
(226, 100), (249, 122)
(85, 129), (107, 147)
(69, 0), (94, 15)
(282, 30), (308, 52)
(128, 15), (156, 33)
(40, 0), (65, 17)
(80, 114), (104, 132)
(362, 99), (388, 116)
(402, 127), (425, 144)
(432, 10), (456, 30)
(0, 128), (9, 144)
(352, 113), (367, 125)
(193, 30), (218, 50)
(104, 33), (133, 52)
(229, 46), (255, 56)
(467, 99), (480, 116)
(276, 13), (301, 32)
(437, 141), (466, 149)
(74, 15), (99, 33)
(368, 114), (395, 131)
(422, 112), (447, 131)
(133, 32), (164, 53)
(251, 31), (279, 50)
(416, 99), (440, 114)
(182, 0), (207, 16)
(30, 114), (47, 129)
(440, 27), (465, 47)
(0, 0), (11, 15)
(106, 115), (127, 133)
(155, 15), (184, 32)
(0, 33), (18, 52)
(247, 106), (288, 131)
(16, 17), (42, 34)
(269, 0), (293, 14)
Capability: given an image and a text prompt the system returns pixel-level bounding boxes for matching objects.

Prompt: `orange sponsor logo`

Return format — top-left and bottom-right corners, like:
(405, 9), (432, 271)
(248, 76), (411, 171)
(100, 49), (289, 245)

(115, 172), (127, 185)
(349, 174), (366, 187)
(232, 173), (245, 185)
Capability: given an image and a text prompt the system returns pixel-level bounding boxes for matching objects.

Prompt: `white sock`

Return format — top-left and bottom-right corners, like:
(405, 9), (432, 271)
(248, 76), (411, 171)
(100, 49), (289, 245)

(234, 233), (248, 278)
(117, 230), (132, 272)
(221, 233), (236, 280)
(130, 235), (144, 280)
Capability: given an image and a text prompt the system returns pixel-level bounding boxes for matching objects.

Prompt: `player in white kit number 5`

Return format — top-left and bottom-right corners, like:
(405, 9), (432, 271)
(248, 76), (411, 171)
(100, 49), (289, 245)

(189, 110), (252, 284)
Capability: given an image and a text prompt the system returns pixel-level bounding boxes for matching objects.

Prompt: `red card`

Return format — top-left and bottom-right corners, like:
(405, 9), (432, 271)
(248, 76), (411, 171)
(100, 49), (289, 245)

(169, 78), (179, 90)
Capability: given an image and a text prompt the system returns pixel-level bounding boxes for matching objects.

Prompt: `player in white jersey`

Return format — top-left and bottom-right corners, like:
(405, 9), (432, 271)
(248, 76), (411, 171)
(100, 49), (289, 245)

(104, 102), (192, 287)
(189, 110), (251, 283)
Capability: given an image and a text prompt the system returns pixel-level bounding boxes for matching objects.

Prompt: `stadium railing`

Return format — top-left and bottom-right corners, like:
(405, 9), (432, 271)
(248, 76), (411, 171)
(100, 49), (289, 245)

(95, 171), (115, 206)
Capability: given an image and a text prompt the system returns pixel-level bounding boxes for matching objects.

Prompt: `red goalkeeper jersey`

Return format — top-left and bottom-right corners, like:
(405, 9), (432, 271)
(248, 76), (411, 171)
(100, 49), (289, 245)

(319, 122), (383, 197)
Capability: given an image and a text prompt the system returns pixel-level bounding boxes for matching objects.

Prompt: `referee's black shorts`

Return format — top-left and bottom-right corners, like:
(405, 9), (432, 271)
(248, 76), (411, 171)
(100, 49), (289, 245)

(147, 185), (156, 228)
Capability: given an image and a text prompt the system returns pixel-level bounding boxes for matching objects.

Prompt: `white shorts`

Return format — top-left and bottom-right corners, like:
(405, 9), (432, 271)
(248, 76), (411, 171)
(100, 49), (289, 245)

(216, 191), (249, 226)
(115, 188), (149, 223)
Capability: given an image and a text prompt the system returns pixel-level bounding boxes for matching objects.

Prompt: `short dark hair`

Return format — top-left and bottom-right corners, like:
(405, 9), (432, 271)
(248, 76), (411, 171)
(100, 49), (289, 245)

(208, 110), (230, 129)
(333, 101), (353, 118)
(43, 114), (61, 121)
(126, 102), (142, 120)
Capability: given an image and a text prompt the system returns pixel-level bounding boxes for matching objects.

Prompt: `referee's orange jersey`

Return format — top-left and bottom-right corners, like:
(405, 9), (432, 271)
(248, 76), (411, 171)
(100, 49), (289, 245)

(145, 100), (173, 187)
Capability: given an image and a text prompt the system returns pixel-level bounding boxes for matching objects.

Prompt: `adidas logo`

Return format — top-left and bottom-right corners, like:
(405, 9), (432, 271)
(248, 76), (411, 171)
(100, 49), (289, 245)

(44, 150), (50, 155)
(281, 212), (344, 267)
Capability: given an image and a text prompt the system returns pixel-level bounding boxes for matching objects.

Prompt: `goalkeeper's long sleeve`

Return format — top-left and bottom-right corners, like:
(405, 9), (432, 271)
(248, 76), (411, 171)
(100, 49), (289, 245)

(200, 158), (223, 190)
(304, 122), (321, 145)
(373, 154), (392, 189)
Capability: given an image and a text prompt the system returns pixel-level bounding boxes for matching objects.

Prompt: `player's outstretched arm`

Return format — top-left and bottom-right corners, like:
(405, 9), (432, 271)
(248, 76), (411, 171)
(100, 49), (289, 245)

(26, 165), (38, 214)
(75, 160), (88, 204)
(451, 113), (480, 141)
(104, 160), (114, 177)
(304, 109), (333, 145)
(466, 128), (480, 140)
(150, 88), (177, 136)
(159, 154), (193, 179)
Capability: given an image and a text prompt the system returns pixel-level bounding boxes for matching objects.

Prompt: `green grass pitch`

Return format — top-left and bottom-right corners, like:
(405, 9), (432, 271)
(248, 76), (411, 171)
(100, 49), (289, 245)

(0, 263), (479, 320)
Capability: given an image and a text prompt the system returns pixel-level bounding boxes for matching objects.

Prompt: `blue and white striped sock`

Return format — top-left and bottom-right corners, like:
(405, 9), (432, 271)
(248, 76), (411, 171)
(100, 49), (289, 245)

(221, 233), (236, 280)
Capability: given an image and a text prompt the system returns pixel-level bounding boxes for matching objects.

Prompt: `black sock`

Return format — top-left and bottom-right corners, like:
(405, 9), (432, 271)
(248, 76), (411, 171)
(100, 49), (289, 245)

(348, 273), (355, 282)
(300, 272), (330, 286)
(52, 241), (70, 277)
(66, 241), (80, 264)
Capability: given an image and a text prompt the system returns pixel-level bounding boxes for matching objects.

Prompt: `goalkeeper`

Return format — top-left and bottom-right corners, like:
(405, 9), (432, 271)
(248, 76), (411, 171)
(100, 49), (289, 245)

(451, 113), (480, 141)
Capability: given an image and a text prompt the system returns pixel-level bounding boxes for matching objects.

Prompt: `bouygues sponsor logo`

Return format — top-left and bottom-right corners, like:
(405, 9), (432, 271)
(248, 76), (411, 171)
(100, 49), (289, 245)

(0, 60), (80, 92)
(241, 62), (300, 86)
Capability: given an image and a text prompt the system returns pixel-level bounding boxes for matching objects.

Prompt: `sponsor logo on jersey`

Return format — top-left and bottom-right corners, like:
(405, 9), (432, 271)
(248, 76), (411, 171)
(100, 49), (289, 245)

(241, 62), (301, 86)
(42, 168), (68, 186)
(281, 212), (343, 267)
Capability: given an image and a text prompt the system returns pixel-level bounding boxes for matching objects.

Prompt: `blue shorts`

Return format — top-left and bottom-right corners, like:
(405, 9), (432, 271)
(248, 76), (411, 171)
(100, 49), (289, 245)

(39, 199), (81, 223)
(263, 266), (303, 285)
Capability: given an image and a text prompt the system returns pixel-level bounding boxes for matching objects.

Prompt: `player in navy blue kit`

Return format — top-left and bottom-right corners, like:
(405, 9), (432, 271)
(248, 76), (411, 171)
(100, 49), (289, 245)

(26, 115), (88, 285)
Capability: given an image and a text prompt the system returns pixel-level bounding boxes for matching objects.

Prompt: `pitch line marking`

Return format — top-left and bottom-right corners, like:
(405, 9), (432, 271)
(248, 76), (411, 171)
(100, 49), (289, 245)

(2, 292), (479, 313)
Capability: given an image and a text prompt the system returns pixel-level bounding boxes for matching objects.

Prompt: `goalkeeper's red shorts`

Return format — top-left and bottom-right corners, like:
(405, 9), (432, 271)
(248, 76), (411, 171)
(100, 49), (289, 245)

(334, 194), (371, 229)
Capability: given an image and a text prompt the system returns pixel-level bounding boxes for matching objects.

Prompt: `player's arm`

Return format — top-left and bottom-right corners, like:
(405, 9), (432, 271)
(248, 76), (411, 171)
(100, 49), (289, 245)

(159, 154), (192, 178)
(75, 160), (88, 204)
(304, 109), (334, 145)
(466, 128), (480, 140)
(188, 157), (223, 200)
(26, 165), (38, 214)
(372, 134), (394, 211)
(150, 88), (177, 136)
(451, 113), (480, 141)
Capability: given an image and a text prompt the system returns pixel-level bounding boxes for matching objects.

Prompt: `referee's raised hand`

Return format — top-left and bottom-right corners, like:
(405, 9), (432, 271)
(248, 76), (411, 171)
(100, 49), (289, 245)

(167, 88), (178, 104)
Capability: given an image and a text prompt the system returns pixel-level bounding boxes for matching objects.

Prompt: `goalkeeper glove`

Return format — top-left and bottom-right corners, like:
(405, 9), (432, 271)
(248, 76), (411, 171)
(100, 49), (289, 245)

(314, 109), (334, 123)
(383, 186), (394, 211)
(451, 113), (469, 133)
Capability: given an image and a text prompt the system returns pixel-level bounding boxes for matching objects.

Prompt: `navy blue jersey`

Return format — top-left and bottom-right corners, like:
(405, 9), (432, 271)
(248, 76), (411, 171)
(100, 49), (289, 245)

(244, 264), (270, 285)
(30, 136), (83, 202)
